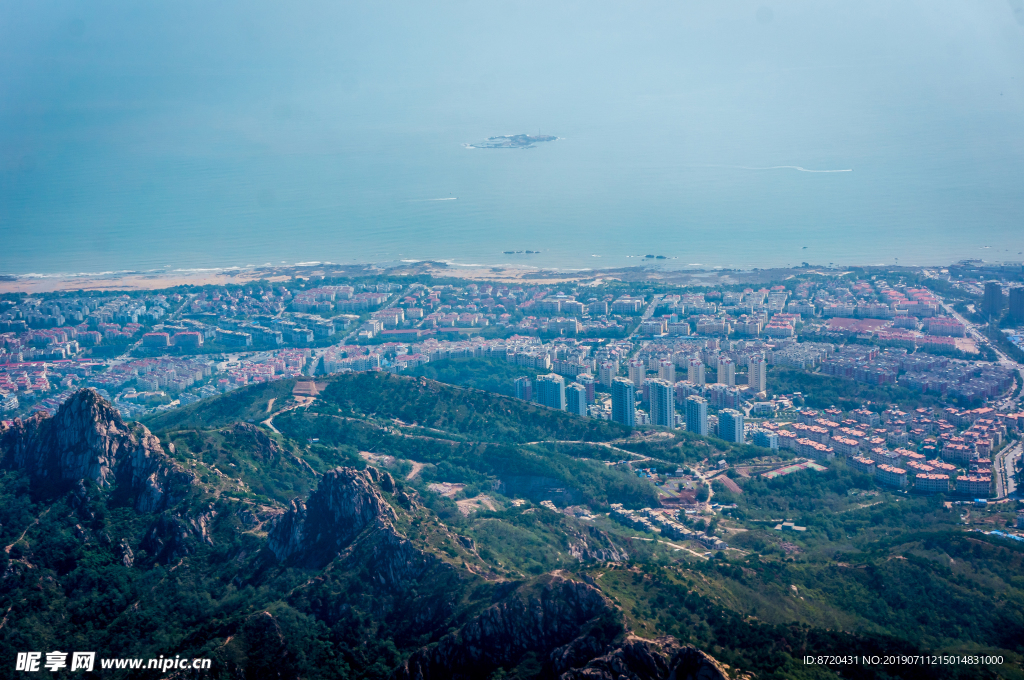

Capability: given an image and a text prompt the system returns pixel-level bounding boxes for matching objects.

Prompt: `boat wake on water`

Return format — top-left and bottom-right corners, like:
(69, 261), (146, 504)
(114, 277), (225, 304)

(712, 164), (853, 173)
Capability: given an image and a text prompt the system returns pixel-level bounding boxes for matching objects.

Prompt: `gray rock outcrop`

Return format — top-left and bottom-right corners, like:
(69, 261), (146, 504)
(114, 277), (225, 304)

(268, 466), (397, 563)
(393, 574), (617, 680)
(1, 390), (195, 513)
(558, 637), (731, 680)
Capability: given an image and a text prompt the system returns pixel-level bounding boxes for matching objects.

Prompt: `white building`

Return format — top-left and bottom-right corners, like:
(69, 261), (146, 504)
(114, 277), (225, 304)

(717, 356), (735, 387)
(748, 356), (767, 394)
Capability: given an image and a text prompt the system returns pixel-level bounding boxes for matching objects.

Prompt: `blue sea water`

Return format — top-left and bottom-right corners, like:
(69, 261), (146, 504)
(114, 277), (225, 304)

(1, 0), (1023, 275)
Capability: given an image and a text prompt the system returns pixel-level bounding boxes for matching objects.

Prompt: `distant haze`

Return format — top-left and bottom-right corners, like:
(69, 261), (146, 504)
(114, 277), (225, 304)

(1, 0), (1023, 274)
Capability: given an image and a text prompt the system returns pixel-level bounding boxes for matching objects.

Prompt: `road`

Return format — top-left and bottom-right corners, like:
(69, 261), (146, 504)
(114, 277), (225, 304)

(937, 296), (1018, 368)
(936, 293), (1023, 409)
(993, 438), (1021, 499)
(623, 294), (663, 357)
(308, 289), (407, 376)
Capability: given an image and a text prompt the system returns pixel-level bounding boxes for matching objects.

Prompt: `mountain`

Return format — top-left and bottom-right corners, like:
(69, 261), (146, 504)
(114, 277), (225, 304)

(0, 379), (1020, 679)
(0, 386), (727, 679)
(1, 388), (195, 513)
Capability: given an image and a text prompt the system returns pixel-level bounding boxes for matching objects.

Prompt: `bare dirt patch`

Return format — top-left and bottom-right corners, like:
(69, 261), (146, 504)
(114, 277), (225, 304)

(456, 494), (499, 516)
(360, 451), (396, 467)
(406, 461), (425, 480)
(427, 482), (465, 498)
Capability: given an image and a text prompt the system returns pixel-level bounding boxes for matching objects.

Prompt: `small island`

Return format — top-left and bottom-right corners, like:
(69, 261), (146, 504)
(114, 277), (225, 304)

(467, 134), (557, 149)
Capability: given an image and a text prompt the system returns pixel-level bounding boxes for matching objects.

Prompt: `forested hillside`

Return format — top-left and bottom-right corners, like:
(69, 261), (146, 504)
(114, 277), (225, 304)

(0, 378), (1017, 679)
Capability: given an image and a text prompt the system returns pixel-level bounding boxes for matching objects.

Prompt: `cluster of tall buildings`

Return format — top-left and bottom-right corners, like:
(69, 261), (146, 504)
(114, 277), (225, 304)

(517, 372), (596, 417)
(982, 282), (1024, 321)
(513, 357), (749, 441)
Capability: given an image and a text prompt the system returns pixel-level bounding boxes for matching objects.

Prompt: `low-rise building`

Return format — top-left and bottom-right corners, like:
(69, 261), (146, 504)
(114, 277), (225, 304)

(915, 473), (950, 494)
(955, 475), (991, 497)
(797, 438), (834, 461)
(831, 436), (860, 457)
(875, 464), (908, 489)
(751, 428), (779, 450)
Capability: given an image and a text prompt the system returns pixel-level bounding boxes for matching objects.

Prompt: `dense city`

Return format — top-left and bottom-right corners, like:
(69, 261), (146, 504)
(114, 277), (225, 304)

(2, 261), (1024, 679)
(2, 265), (1022, 515)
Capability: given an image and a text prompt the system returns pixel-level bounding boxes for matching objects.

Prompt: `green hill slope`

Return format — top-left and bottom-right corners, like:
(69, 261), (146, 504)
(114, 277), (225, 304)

(0, 379), (1019, 680)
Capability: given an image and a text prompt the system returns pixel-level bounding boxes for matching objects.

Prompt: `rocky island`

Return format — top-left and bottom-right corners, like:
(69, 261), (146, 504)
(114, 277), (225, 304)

(467, 134), (558, 149)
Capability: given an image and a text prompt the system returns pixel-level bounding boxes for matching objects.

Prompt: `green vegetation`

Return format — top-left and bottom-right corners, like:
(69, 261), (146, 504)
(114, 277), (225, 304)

(310, 371), (629, 444)
(145, 379), (299, 431)
(273, 410), (657, 509)
(769, 366), (948, 412)
(614, 430), (780, 466)
(403, 357), (540, 396)
(2, 372), (1022, 679)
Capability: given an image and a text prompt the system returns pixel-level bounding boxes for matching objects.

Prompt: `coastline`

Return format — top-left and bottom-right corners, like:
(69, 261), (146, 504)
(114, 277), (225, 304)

(0, 259), (980, 295)
(0, 262), (587, 293)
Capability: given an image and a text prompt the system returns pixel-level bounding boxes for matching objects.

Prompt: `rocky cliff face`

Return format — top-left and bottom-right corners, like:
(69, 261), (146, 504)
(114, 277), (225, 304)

(2, 389), (128, 486)
(558, 637), (731, 680)
(230, 422), (282, 464)
(567, 526), (629, 563)
(393, 574), (733, 680)
(268, 466), (397, 563)
(0, 389), (194, 513)
(393, 574), (619, 680)
(270, 466), (443, 591)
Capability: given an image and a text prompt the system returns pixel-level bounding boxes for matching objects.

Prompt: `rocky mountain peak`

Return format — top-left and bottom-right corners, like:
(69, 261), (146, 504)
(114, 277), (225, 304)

(0, 388), (193, 512)
(394, 572), (733, 680)
(2, 388), (129, 487)
(268, 466), (398, 565)
(394, 574), (616, 680)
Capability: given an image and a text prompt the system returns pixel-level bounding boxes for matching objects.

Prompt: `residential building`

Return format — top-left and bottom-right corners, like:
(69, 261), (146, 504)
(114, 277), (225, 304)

(611, 297), (644, 314)
(982, 282), (1003, 317)
(707, 383), (743, 410)
(216, 329), (252, 347)
(142, 332), (170, 348)
(688, 359), (705, 386)
(640, 319), (667, 336)
(658, 360), (675, 384)
(648, 379), (675, 428)
(748, 356), (767, 393)
(719, 409), (745, 443)
(567, 382), (587, 416)
(611, 377), (636, 427)
(536, 373), (566, 410)
(1010, 287), (1024, 321)
(830, 436), (860, 457)
(717, 356), (735, 387)
(751, 428), (778, 450)
(599, 361), (618, 387)
(956, 475), (991, 496)
(915, 474), (950, 494)
(848, 456), (876, 475)
(685, 395), (708, 436)
(577, 374), (596, 403)
(628, 359), (645, 388)
(875, 464), (908, 489)
(514, 376), (532, 402)
(926, 317), (966, 337)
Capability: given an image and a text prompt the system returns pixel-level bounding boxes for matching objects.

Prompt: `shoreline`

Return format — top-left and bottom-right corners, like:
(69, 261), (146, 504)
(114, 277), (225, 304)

(0, 259), (992, 295)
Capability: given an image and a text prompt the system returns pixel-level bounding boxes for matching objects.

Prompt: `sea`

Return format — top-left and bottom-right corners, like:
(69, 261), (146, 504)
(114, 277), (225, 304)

(2, 0), (1023, 277)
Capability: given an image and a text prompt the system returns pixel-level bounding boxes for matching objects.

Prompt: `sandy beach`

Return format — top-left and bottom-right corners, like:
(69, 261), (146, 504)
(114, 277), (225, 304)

(0, 261), (605, 294)
(0, 260), (863, 295)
